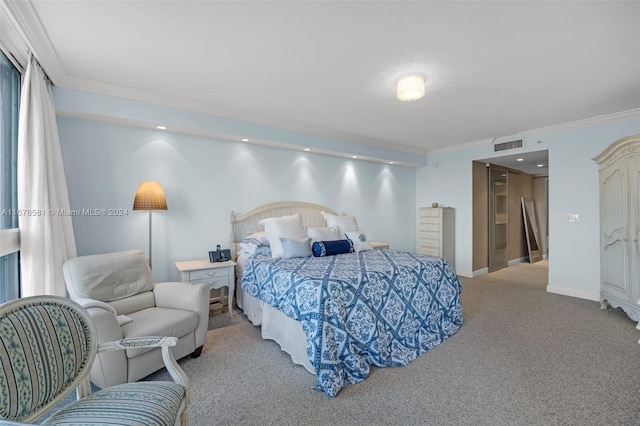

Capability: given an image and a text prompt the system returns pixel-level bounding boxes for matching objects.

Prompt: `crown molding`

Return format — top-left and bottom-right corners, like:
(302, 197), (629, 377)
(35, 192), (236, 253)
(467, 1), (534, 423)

(519, 108), (640, 137)
(1, 0), (66, 81)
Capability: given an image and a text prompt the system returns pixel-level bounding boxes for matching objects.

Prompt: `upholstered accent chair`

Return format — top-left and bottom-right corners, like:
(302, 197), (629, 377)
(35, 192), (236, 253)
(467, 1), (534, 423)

(0, 296), (189, 425)
(62, 249), (209, 388)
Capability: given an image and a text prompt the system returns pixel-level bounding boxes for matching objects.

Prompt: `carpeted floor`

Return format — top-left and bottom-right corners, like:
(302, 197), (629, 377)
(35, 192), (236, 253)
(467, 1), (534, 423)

(144, 260), (640, 426)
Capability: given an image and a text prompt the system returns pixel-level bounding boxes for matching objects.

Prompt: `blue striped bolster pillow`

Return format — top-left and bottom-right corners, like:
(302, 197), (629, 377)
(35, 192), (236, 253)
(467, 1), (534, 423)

(312, 239), (354, 257)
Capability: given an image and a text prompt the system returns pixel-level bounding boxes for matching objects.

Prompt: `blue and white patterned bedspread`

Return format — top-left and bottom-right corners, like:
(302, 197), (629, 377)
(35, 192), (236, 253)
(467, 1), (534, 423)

(241, 249), (463, 396)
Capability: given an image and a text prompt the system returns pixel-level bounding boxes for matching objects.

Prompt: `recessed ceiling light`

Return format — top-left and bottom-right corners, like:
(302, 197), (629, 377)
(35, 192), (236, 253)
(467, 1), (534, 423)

(156, 125), (167, 130)
(389, 161), (395, 164)
(352, 155), (358, 159)
(241, 138), (250, 142)
(537, 164), (544, 168)
(303, 148), (311, 152)
(516, 158), (524, 162)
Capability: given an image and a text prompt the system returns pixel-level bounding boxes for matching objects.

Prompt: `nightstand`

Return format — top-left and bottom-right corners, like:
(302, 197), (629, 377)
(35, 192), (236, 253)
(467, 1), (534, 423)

(174, 259), (236, 317)
(370, 241), (390, 250)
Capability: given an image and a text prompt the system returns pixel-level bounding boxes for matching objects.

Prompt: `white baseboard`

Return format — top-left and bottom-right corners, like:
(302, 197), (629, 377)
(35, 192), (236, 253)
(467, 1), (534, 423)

(471, 268), (489, 277)
(546, 285), (600, 302)
(456, 269), (473, 278)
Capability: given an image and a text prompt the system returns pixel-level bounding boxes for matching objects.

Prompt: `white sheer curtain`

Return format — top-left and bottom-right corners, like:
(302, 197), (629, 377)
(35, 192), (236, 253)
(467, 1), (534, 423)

(17, 53), (76, 296)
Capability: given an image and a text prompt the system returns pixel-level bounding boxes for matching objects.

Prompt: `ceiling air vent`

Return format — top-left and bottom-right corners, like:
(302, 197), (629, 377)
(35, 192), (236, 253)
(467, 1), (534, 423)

(493, 139), (523, 152)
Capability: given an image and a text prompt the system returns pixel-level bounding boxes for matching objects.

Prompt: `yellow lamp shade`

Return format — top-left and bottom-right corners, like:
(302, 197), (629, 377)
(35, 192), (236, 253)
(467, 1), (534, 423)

(132, 181), (167, 210)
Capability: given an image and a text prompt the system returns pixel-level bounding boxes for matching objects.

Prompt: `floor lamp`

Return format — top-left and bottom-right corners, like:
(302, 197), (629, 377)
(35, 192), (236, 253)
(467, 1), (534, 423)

(132, 181), (167, 269)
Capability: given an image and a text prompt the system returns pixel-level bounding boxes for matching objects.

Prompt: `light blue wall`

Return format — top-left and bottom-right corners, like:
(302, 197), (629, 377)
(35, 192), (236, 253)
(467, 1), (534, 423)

(417, 116), (640, 300)
(57, 117), (417, 282)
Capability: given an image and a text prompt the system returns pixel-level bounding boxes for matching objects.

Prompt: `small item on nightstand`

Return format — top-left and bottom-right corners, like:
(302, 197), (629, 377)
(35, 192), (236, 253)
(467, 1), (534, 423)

(432, 202), (439, 208)
(209, 249), (231, 263)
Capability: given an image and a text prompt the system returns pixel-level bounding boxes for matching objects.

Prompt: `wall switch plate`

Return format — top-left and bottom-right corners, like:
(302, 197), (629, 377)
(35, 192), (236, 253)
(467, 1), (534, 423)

(567, 214), (581, 223)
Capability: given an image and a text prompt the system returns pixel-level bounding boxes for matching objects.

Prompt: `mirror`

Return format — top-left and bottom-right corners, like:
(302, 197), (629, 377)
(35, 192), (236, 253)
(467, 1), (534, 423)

(489, 167), (508, 272)
(521, 197), (542, 263)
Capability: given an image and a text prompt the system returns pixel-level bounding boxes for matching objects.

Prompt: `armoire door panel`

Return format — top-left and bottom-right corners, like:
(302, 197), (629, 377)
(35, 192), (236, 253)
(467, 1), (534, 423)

(602, 240), (628, 297)
(628, 155), (640, 305)
(601, 168), (627, 241)
(594, 134), (640, 328)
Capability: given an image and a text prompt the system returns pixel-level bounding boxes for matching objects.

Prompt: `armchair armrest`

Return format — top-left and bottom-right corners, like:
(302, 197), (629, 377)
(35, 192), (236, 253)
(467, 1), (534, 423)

(153, 281), (208, 312)
(98, 336), (189, 389)
(153, 282), (210, 348)
(73, 298), (126, 389)
(73, 297), (117, 316)
(76, 300), (123, 341)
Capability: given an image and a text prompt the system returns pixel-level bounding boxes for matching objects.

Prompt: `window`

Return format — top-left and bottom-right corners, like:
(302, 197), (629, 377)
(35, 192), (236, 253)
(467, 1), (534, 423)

(0, 48), (21, 303)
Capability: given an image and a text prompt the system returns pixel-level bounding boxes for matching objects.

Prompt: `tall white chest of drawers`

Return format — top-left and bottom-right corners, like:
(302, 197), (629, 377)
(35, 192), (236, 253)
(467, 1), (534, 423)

(418, 207), (454, 267)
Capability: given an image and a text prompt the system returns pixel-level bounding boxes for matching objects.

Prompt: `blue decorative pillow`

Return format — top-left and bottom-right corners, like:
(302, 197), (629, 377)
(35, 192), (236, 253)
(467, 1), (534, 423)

(280, 237), (312, 258)
(312, 239), (354, 257)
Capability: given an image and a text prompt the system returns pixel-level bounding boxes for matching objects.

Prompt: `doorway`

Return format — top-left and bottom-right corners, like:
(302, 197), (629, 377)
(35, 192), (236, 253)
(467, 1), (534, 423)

(472, 150), (549, 276)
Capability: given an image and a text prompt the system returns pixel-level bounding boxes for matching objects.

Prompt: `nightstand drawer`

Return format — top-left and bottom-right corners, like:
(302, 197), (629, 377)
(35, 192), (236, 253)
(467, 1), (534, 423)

(192, 276), (231, 290)
(189, 268), (229, 281)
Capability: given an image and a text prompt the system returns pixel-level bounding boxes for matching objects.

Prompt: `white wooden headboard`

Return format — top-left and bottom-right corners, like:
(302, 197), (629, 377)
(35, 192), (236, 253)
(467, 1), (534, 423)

(229, 201), (337, 258)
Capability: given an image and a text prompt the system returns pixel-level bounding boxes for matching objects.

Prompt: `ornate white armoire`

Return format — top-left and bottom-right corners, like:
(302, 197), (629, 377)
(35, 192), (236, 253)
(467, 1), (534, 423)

(593, 134), (640, 340)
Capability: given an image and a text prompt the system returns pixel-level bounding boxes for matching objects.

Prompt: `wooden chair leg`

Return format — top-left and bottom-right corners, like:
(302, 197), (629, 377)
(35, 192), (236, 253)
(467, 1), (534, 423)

(191, 345), (203, 358)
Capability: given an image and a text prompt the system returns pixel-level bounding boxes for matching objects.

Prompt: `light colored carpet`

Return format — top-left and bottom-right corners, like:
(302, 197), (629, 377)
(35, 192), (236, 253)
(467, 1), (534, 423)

(146, 261), (640, 425)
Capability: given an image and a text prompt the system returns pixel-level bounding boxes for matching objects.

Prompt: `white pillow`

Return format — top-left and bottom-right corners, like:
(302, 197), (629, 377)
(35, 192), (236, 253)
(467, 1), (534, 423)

(345, 230), (374, 252)
(258, 214), (306, 258)
(321, 211), (359, 237)
(307, 226), (341, 242)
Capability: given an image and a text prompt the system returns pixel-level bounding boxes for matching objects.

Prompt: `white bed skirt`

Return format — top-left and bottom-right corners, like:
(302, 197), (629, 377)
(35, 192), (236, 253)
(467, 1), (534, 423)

(241, 290), (315, 374)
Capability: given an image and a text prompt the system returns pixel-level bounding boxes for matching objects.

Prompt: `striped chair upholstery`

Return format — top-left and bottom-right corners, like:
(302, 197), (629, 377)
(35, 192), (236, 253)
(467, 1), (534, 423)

(41, 382), (184, 426)
(0, 296), (188, 426)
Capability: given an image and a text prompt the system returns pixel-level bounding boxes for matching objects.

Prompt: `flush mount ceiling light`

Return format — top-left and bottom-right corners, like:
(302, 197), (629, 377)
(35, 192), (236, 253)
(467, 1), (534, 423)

(396, 74), (425, 102)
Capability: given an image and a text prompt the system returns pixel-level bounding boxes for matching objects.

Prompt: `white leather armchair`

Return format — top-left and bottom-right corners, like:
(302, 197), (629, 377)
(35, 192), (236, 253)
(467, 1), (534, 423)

(63, 249), (209, 389)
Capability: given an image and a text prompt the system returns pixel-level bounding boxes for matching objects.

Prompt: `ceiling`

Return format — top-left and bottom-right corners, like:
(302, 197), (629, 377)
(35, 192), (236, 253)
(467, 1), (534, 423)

(6, 1), (640, 156)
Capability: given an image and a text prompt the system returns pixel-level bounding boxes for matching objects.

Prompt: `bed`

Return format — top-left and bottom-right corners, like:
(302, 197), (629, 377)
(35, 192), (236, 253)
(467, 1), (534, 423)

(231, 201), (462, 396)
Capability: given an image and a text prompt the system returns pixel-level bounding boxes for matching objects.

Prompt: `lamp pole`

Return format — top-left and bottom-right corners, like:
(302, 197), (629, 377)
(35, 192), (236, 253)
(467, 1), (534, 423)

(148, 210), (153, 269)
